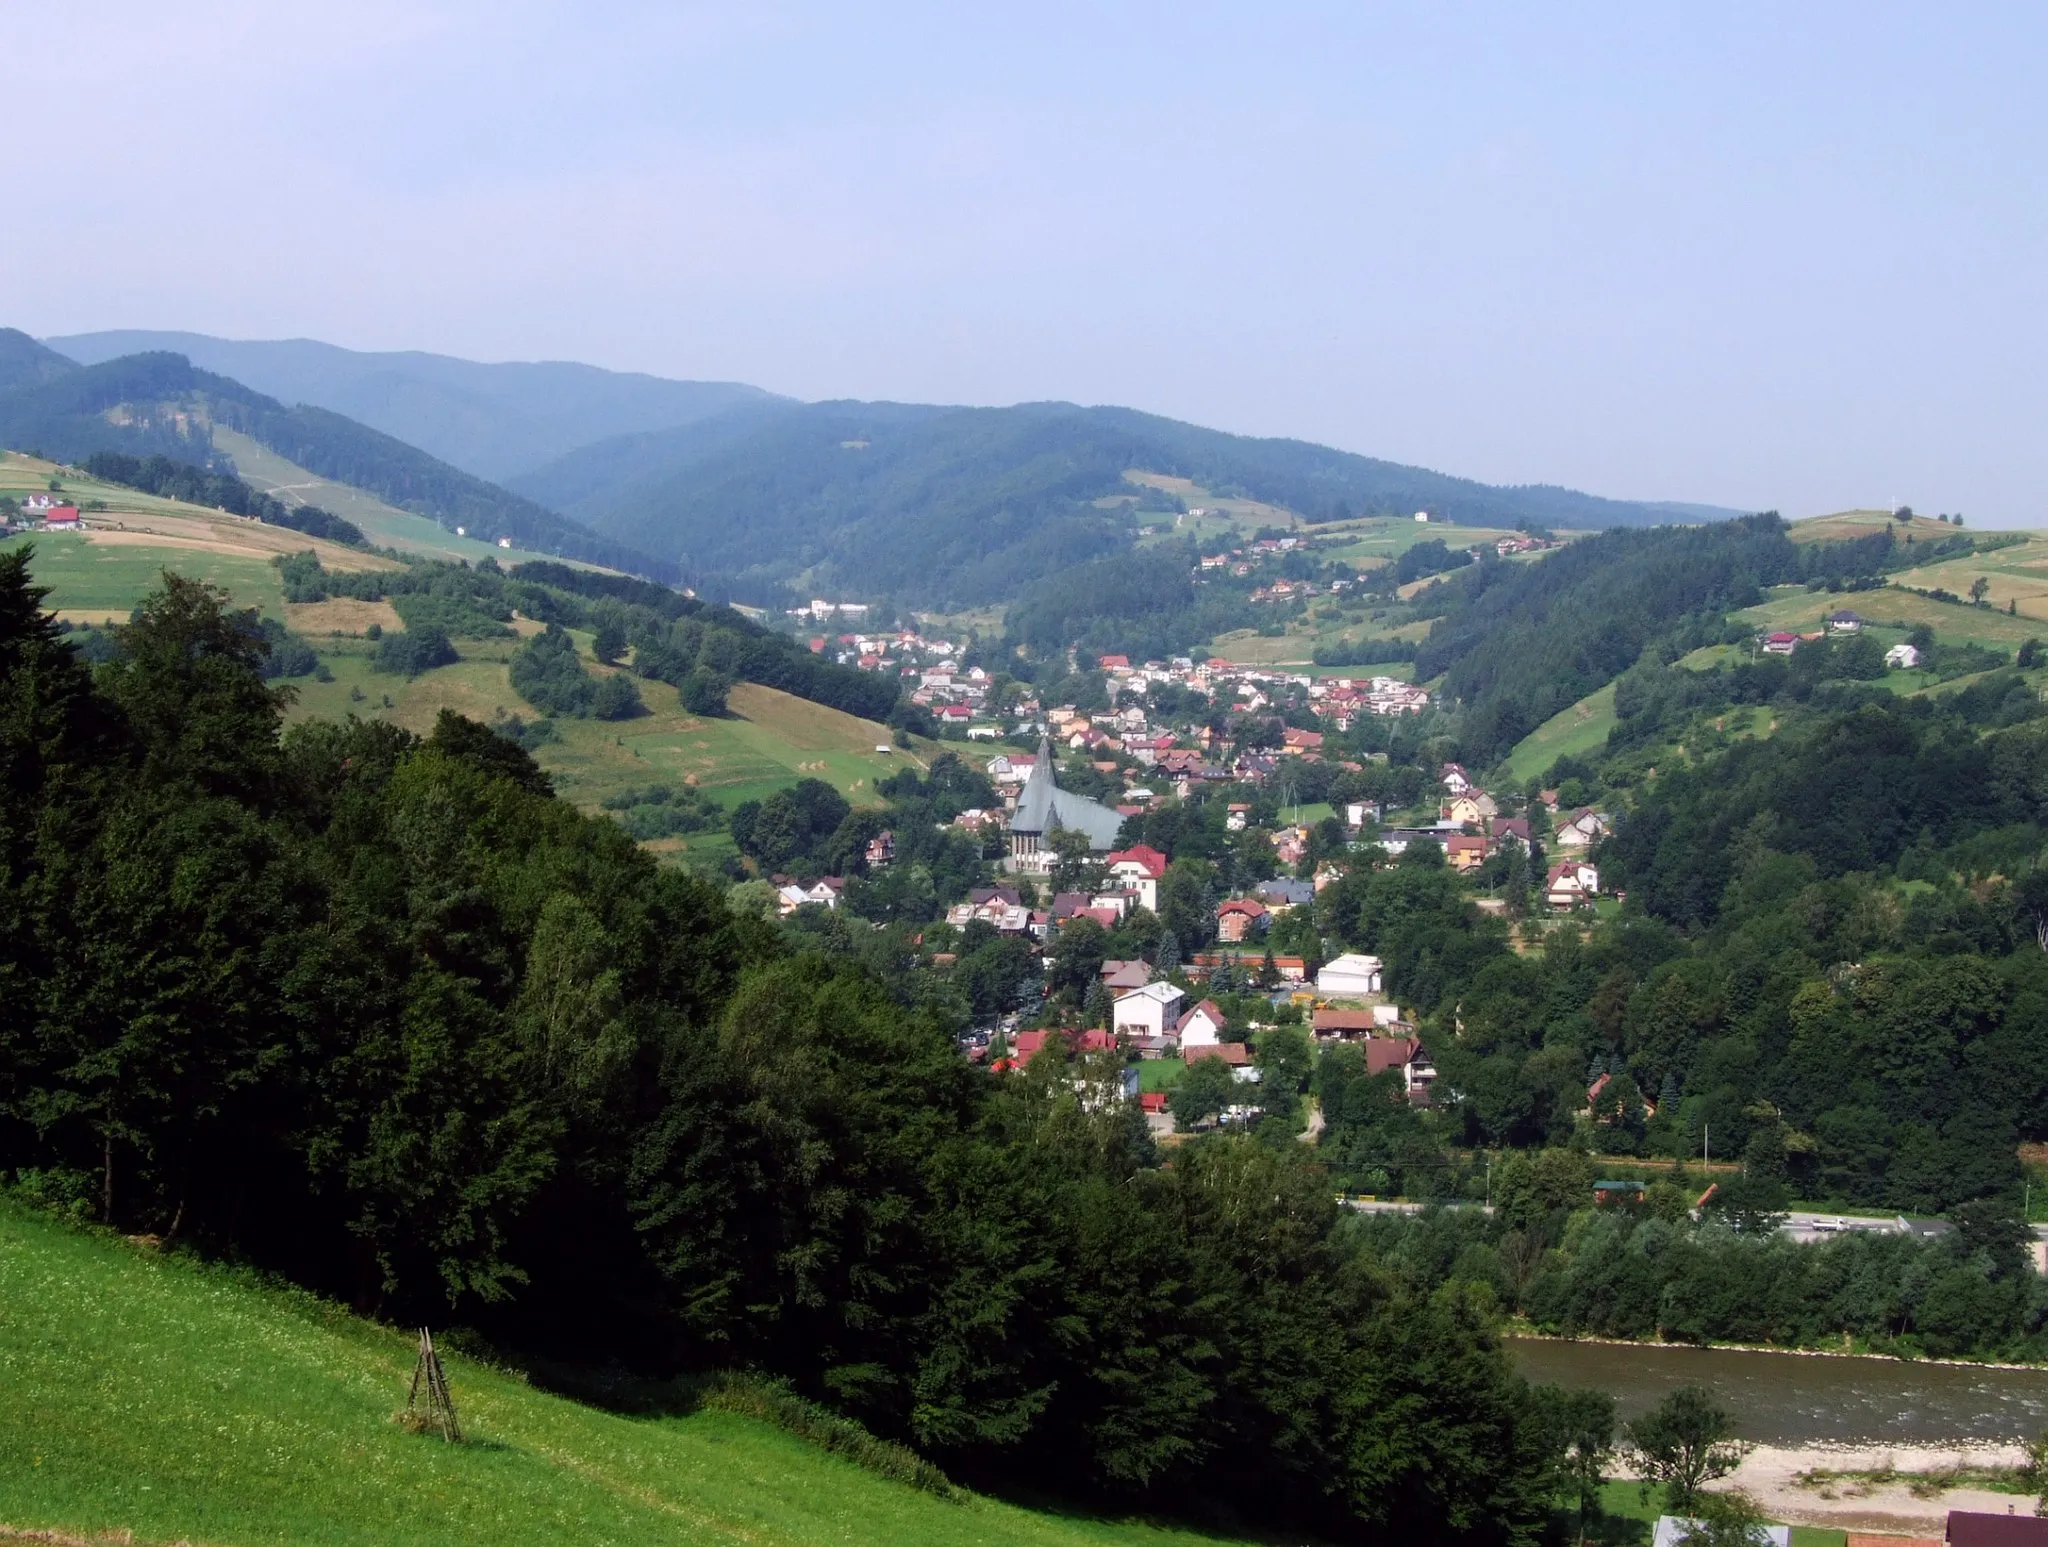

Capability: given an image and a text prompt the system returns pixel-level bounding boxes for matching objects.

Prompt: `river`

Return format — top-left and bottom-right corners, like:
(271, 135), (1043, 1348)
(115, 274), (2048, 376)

(1508, 1336), (2048, 1446)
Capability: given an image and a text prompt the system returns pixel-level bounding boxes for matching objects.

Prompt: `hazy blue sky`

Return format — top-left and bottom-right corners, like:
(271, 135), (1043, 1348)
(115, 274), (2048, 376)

(9, 3), (2046, 520)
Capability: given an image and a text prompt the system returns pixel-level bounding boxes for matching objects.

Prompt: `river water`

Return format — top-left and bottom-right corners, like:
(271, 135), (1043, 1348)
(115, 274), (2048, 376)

(1508, 1337), (2048, 1446)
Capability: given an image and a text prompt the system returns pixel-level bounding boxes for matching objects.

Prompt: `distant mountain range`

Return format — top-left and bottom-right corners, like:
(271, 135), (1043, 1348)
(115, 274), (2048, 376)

(0, 332), (669, 576)
(47, 330), (776, 484)
(507, 399), (1747, 606)
(15, 326), (1746, 605)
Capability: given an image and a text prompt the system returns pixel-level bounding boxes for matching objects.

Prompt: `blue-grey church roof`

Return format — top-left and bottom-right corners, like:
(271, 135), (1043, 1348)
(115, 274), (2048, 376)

(1008, 735), (1124, 850)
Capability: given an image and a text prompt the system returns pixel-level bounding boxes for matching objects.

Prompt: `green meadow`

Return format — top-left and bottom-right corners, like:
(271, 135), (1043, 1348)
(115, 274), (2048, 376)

(212, 426), (569, 568)
(0, 1200), (1237, 1547)
(0, 529), (286, 618)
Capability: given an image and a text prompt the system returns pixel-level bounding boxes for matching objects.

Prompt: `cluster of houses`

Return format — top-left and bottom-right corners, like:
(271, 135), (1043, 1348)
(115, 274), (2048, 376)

(1759, 611), (1922, 668)
(11, 492), (80, 531)
(961, 660), (1430, 799)
(987, 941), (1439, 1130)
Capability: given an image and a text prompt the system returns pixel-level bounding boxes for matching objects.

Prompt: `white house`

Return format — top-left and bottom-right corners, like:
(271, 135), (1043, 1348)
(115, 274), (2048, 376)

(1104, 844), (1169, 913)
(1554, 809), (1612, 850)
(1545, 861), (1599, 910)
(1886, 642), (1922, 669)
(985, 752), (1037, 786)
(1316, 953), (1384, 998)
(1652, 1521), (1786, 1547)
(1176, 999), (1228, 1048)
(777, 878), (844, 915)
(1113, 981), (1187, 1039)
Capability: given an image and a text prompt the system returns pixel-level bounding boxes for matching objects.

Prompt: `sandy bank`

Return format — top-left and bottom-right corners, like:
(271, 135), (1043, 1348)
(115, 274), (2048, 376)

(1659, 1443), (2039, 1534)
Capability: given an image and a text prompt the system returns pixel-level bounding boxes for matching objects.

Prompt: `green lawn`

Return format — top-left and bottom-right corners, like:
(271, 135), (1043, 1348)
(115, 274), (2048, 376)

(1138, 1060), (1186, 1094)
(0, 1200), (1240, 1547)
(2, 530), (286, 618)
(1592, 1481), (1841, 1547)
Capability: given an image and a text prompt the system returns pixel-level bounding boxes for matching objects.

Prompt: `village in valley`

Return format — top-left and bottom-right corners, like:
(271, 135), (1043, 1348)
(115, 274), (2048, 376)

(751, 561), (1622, 1137)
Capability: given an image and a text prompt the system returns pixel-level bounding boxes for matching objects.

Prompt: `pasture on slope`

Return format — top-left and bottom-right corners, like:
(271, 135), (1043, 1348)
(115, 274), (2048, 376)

(212, 426), (572, 568)
(1, 450), (395, 622)
(0, 525), (932, 850)
(0, 1201), (1229, 1547)
(1496, 513), (2048, 785)
(286, 632), (933, 837)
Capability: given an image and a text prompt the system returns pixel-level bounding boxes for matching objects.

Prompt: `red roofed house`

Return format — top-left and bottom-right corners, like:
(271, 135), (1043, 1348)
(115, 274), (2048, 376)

(42, 505), (80, 528)
(1546, 860), (1600, 910)
(1312, 1008), (1379, 1039)
(1105, 844), (1169, 911)
(1184, 1040), (1251, 1068)
(1281, 727), (1324, 755)
(1763, 631), (1800, 655)
(1946, 1510), (2048, 1545)
(1176, 999), (1228, 1047)
(1097, 654), (1130, 670)
(1365, 1037), (1436, 1101)
(1444, 834), (1489, 874)
(1215, 896), (1268, 942)
(1139, 1091), (1168, 1115)
(1011, 1030), (1053, 1064)
(1488, 816), (1532, 848)
(809, 637), (827, 653)
(1073, 1029), (1117, 1053)
(1188, 951), (1307, 983)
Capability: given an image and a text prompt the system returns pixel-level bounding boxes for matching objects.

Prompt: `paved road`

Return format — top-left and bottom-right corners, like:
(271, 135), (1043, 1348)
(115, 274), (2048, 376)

(1339, 1197), (2048, 1246)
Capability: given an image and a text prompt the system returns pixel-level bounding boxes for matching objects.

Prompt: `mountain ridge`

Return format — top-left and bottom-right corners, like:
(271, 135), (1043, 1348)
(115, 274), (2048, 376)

(28, 327), (1751, 609)
(511, 396), (1748, 608)
(46, 329), (778, 483)
(0, 348), (674, 577)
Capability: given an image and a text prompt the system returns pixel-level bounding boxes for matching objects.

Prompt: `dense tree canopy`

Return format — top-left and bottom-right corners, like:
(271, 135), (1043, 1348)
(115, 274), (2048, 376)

(0, 548), (1570, 1543)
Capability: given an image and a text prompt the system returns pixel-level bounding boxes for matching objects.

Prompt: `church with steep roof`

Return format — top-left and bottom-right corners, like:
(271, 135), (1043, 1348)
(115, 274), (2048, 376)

(1006, 735), (1125, 873)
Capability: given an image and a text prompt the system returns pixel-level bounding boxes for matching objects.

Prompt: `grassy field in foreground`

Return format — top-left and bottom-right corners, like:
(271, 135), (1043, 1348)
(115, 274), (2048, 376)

(2, 529), (288, 619)
(0, 1201), (1234, 1547)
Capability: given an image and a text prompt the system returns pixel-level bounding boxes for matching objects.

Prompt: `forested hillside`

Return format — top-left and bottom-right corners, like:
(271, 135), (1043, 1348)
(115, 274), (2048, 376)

(0, 327), (77, 391)
(0, 548), (1565, 1544)
(0, 348), (669, 577)
(1397, 513), (2011, 767)
(512, 398), (1733, 606)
